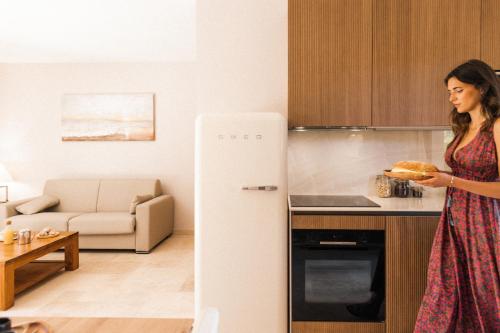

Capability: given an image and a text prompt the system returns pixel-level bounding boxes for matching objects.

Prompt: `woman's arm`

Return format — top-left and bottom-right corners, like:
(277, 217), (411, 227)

(415, 119), (500, 199)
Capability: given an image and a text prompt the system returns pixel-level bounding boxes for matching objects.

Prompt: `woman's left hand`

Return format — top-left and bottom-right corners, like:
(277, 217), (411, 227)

(415, 171), (452, 188)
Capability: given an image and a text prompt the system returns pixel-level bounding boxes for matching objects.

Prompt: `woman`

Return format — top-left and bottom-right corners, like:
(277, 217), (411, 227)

(414, 59), (500, 332)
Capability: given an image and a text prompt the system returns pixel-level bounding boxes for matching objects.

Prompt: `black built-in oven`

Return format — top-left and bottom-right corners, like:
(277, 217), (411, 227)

(292, 229), (385, 322)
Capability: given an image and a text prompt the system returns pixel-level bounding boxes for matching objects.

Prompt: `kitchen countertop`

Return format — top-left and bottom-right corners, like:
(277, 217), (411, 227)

(288, 194), (445, 216)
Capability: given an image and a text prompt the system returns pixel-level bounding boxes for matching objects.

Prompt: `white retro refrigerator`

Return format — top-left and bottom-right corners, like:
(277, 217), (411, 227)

(194, 112), (288, 333)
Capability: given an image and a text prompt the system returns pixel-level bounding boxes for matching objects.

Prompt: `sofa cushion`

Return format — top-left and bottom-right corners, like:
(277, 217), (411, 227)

(44, 179), (100, 212)
(15, 195), (59, 215)
(97, 179), (162, 212)
(68, 212), (136, 235)
(9, 212), (82, 232)
(129, 194), (154, 214)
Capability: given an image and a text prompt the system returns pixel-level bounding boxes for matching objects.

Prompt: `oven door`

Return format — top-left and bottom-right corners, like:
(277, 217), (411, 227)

(292, 230), (385, 322)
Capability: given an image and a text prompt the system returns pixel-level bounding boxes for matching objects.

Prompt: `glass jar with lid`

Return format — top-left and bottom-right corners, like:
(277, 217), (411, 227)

(394, 179), (410, 198)
(411, 185), (423, 198)
(375, 175), (391, 198)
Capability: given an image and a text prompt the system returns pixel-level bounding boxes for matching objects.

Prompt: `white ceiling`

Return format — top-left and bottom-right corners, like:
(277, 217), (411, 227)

(0, 0), (196, 62)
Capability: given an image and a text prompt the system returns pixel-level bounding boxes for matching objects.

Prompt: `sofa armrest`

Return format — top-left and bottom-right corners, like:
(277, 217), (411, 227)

(135, 194), (174, 253)
(0, 197), (36, 221)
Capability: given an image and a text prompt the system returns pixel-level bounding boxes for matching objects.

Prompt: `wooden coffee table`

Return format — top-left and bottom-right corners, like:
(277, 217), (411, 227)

(0, 231), (79, 310)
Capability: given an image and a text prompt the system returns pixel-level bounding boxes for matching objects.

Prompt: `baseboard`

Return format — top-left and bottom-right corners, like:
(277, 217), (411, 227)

(174, 229), (194, 235)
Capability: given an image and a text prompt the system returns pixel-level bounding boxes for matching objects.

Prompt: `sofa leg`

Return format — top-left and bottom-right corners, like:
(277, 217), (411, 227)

(135, 250), (150, 254)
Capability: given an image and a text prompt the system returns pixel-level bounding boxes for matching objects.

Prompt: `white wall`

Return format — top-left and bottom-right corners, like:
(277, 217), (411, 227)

(288, 130), (451, 197)
(0, 0), (288, 231)
(0, 0), (197, 62)
(197, 0), (287, 115)
(0, 63), (197, 231)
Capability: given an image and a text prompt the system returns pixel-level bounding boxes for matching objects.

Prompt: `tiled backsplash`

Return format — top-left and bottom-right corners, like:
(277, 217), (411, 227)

(288, 130), (452, 196)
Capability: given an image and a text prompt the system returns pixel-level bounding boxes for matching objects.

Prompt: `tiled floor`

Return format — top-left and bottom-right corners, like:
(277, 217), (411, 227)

(0, 234), (194, 318)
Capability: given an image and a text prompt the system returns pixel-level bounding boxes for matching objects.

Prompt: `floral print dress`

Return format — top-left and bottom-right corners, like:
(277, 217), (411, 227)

(414, 126), (500, 333)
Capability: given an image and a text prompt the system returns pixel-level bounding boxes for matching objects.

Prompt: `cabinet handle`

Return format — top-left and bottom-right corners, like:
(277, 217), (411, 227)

(319, 241), (357, 246)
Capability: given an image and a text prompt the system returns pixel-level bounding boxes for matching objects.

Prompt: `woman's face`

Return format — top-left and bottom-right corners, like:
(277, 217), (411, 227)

(447, 77), (482, 114)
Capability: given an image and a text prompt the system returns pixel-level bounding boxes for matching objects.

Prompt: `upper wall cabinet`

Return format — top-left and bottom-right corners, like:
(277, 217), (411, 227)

(481, 0), (500, 70)
(288, 0), (372, 128)
(372, 0), (481, 126)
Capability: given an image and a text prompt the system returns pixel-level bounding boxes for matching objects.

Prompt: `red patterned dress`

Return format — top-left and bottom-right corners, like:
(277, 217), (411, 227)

(414, 126), (500, 333)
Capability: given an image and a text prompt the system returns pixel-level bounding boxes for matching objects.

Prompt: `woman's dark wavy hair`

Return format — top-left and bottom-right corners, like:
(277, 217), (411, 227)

(444, 59), (500, 145)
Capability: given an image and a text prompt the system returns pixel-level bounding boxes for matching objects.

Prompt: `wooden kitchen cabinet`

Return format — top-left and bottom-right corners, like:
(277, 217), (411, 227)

(372, 0), (481, 126)
(481, 0), (500, 70)
(385, 216), (439, 333)
(288, 0), (372, 128)
(289, 0), (489, 128)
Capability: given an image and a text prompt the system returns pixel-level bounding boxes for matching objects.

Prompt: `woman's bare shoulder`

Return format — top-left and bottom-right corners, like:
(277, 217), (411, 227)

(494, 118), (500, 132)
(493, 118), (500, 142)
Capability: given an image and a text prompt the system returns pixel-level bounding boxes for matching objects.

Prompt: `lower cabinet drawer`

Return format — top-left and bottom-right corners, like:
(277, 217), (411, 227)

(292, 321), (385, 333)
(292, 215), (385, 230)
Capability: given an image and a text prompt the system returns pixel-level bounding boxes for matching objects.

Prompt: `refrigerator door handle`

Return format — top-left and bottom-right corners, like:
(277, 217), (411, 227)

(241, 185), (278, 191)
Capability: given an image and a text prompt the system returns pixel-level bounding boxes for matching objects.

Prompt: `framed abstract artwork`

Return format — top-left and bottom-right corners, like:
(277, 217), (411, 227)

(62, 93), (155, 141)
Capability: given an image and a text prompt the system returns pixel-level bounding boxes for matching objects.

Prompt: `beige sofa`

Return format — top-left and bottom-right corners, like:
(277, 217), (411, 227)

(0, 179), (174, 253)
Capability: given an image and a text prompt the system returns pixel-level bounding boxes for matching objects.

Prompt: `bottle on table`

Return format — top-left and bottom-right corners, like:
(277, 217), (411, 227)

(2, 220), (14, 245)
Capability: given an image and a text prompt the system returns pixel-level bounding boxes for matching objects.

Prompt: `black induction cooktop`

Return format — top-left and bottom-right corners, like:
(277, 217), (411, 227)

(290, 195), (381, 208)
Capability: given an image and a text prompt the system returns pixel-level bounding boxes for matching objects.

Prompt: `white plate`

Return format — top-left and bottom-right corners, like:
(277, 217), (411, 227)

(36, 231), (60, 239)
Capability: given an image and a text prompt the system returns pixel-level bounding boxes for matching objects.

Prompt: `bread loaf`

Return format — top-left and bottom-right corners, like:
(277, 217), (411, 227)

(384, 161), (438, 181)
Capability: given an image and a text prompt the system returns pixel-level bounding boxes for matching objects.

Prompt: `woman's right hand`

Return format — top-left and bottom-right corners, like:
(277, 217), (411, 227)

(415, 172), (453, 188)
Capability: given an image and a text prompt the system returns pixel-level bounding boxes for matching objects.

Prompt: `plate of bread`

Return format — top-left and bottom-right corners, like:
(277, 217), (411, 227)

(384, 161), (438, 181)
(36, 227), (60, 239)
